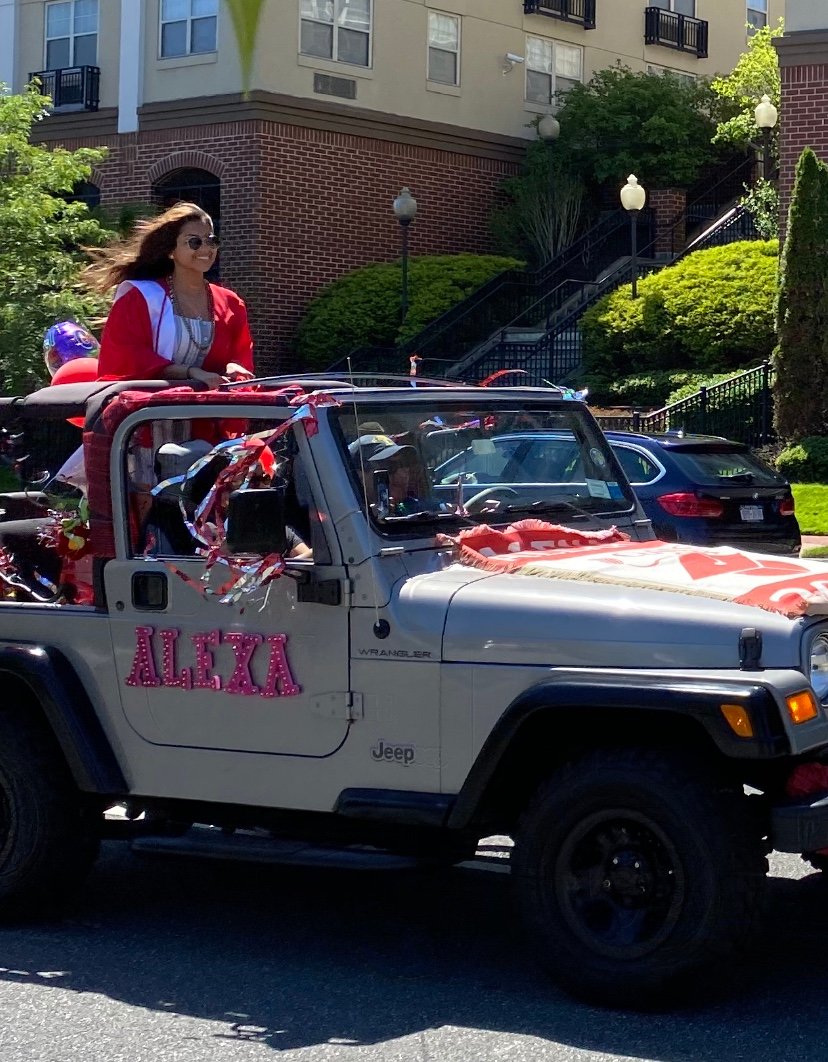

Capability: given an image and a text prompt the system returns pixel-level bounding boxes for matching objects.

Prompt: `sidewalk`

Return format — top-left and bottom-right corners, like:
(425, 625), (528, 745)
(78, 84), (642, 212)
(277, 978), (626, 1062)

(801, 535), (828, 556)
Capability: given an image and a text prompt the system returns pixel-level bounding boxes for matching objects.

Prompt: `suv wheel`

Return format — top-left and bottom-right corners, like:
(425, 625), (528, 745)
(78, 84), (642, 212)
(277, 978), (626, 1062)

(0, 707), (100, 916)
(512, 748), (767, 1006)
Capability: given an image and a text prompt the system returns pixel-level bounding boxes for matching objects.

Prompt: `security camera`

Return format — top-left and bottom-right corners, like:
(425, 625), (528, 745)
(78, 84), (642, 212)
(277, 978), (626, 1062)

(505, 53), (525, 65)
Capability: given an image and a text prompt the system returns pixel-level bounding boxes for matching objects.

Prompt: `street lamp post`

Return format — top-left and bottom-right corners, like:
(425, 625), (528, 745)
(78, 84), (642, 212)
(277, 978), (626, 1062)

(620, 174), (646, 299)
(538, 113), (560, 260)
(392, 187), (418, 324)
(754, 93), (779, 181)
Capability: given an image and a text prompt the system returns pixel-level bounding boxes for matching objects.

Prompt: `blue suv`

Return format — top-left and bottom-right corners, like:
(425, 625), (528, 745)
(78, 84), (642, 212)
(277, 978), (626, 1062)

(604, 430), (800, 555)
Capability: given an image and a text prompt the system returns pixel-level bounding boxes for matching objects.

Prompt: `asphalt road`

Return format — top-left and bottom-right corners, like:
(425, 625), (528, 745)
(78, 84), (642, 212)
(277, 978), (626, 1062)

(0, 845), (826, 1062)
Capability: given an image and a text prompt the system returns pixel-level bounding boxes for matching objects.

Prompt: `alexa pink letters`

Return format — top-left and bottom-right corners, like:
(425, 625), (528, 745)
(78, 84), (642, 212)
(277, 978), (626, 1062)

(125, 626), (301, 698)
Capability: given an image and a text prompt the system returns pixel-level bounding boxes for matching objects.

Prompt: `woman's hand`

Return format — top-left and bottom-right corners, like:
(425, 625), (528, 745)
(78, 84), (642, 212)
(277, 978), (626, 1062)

(225, 362), (255, 381)
(187, 366), (225, 389)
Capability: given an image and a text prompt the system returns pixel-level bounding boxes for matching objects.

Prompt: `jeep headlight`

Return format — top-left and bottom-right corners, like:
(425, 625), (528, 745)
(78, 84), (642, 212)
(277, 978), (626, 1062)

(810, 633), (828, 703)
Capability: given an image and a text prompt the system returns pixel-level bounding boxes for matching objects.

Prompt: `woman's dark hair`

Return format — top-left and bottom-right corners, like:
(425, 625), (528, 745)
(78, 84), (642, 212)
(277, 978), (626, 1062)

(83, 201), (212, 292)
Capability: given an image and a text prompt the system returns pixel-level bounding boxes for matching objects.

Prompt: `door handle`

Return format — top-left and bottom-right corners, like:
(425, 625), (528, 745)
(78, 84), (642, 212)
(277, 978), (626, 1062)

(132, 571), (168, 611)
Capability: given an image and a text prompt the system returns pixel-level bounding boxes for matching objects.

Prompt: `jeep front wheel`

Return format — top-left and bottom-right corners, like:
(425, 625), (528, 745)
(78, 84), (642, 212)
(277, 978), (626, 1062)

(512, 748), (767, 1006)
(0, 706), (100, 916)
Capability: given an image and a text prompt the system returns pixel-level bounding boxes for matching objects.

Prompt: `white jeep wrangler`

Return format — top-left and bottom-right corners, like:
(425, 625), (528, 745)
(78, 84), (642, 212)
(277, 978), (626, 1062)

(0, 372), (827, 1007)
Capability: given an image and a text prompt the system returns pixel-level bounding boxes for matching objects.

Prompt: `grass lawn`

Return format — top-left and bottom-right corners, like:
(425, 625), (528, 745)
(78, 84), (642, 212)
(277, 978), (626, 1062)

(792, 483), (828, 535)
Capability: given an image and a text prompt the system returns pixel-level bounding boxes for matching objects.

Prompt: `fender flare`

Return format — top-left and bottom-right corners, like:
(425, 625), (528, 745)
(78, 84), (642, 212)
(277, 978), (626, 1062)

(0, 643), (126, 794)
(447, 674), (789, 830)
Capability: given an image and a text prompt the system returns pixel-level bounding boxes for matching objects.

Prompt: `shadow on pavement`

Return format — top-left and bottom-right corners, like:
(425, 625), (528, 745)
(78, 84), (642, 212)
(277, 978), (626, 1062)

(0, 844), (827, 1058)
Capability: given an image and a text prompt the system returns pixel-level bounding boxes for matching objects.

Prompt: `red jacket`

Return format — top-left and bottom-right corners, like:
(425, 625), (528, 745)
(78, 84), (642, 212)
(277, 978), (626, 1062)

(97, 281), (254, 381)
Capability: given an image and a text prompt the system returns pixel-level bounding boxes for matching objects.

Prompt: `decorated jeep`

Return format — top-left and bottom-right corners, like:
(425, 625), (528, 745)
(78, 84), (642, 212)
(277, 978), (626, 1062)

(2, 372), (828, 1007)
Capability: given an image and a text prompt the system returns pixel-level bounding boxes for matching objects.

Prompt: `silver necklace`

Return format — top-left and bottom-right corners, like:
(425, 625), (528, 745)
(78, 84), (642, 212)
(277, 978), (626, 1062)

(169, 281), (214, 353)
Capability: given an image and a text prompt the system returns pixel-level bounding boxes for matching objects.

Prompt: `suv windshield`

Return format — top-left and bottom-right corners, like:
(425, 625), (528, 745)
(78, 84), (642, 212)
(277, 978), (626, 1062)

(337, 400), (635, 526)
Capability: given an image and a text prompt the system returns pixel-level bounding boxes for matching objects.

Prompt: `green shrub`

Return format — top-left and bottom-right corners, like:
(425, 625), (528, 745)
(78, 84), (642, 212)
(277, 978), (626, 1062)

(590, 369), (735, 407)
(776, 437), (828, 482)
(296, 254), (522, 369)
(581, 240), (778, 390)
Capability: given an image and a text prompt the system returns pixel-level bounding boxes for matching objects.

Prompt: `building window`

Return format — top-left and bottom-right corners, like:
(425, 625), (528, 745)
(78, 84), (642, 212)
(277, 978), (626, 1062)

(650, 0), (695, 14)
(525, 36), (582, 105)
(647, 64), (696, 86)
(45, 0), (98, 69)
(160, 0), (218, 59)
(428, 12), (460, 85)
(300, 0), (371, 68)
(747, 0), (768, 31)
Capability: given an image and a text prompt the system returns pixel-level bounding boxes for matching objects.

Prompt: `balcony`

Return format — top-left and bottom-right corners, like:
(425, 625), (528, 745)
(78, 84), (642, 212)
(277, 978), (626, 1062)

(28, 66), (100, 112)
(524, 0), (596, 30)
(644, 8), (708, 58)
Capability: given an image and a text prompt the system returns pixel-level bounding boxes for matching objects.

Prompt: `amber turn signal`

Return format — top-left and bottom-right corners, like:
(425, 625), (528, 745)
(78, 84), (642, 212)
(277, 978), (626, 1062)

(720, 703), (754, 738)
(786, 690), (819, 725)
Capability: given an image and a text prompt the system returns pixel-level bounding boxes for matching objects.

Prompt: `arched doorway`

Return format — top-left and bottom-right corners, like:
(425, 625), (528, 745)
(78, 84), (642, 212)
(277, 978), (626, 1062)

(153, 168), (221, 278)
(153, 168), (220, 227)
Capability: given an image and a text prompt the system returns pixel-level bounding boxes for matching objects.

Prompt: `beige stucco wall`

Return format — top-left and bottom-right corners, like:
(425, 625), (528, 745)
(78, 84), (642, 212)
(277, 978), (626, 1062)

(784, 0), (825, 32)
(15, 0), (786, 139)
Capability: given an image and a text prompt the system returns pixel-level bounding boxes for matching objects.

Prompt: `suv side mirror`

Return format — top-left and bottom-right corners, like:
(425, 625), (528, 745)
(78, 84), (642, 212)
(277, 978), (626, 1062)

(225, 488), (288, 556)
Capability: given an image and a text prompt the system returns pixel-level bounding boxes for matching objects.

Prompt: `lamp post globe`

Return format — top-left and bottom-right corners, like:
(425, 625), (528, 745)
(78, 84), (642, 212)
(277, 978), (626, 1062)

(754, 94), (778, 181)
(620, 174), (646, 299)
(392, 187), (418, 325)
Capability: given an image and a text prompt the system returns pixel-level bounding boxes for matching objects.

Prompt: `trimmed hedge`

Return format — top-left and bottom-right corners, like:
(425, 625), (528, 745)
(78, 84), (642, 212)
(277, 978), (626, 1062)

(590, 369), (736, 408)
(776, 437), (828, 482)
(296, 254), (523, 369)
(581, 240), (778, 394)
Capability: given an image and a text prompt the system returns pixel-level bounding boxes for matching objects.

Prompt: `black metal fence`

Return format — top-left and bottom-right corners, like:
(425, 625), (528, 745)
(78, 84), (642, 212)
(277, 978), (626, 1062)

(594, 363), (775, 448)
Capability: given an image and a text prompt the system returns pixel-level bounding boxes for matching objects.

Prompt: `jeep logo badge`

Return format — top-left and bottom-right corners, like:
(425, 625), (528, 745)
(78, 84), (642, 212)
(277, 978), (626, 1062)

(370, 740), (415, 765)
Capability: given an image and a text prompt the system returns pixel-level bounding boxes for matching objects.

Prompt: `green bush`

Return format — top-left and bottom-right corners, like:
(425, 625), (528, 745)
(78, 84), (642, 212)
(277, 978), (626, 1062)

(590, 369), (735, 408)
(296, 254), (523, 369)
(776, 437), (828, 482)
(581, 240), (778, 392)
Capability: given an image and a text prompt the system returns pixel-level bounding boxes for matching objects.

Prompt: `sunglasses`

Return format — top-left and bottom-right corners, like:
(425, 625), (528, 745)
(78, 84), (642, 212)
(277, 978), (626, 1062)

(182, 234), (220, 251)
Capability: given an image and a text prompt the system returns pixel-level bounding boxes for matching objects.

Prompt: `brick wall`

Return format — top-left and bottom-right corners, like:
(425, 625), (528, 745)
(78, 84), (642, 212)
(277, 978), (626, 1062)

(775, 27), (828, 242)
(55, 119), (519, 374)
(648, 188), (687, 257)
(777, 63), (828, 238)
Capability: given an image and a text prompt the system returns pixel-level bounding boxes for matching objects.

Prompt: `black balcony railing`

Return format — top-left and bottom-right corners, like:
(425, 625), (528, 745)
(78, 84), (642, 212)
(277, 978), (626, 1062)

(524, 0), (596, 29)
(644, 8), (708, 58)
(29, 66), (100, 111)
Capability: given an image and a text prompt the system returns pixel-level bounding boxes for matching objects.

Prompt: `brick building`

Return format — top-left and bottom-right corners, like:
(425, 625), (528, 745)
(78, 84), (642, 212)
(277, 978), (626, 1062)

(775, 1), (828, 232)
(0, 0), (782, 371)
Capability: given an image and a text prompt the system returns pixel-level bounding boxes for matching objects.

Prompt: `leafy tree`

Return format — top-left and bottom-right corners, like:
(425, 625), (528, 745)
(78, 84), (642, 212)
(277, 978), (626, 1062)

(0, 85), (113, 394)
(739, 176), (779, 239)
(710, 21), (782, 155)
(774, 148), (828, 442)
(490, 135), (583, 265)
(553, 66), (723, 191)
(296, 254), (522, 368)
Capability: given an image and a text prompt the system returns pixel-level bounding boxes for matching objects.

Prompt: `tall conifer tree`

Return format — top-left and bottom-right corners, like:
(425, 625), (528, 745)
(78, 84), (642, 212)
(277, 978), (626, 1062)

(774, 148), (828, 441)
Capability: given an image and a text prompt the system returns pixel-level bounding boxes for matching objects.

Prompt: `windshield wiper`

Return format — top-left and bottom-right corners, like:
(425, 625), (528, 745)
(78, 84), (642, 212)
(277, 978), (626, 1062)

(378, 510), (465, 525)
(502, 499), (593, 521)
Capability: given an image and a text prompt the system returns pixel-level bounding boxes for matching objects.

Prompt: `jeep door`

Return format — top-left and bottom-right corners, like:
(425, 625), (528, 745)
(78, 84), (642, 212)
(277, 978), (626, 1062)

(104, 410), (351, 762)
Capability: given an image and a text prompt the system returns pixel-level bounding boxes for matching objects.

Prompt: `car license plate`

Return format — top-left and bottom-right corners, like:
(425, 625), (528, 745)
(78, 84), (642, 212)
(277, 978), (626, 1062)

(740, 505), (764, 522)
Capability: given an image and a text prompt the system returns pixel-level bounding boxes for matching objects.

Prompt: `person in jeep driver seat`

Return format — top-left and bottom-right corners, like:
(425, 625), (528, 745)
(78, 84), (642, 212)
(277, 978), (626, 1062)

(350, 435), (446, 517)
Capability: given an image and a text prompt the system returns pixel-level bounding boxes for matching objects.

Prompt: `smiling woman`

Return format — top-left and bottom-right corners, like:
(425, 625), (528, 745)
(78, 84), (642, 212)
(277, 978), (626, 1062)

(83, 202), (254, 388)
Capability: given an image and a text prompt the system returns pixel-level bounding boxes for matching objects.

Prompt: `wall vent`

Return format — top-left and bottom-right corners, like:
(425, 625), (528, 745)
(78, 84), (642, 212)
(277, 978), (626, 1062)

(313, 73), (357, 99)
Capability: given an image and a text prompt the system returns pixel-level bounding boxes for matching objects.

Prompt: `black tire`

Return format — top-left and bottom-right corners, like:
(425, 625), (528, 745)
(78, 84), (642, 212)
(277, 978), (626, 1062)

(0, 705), (100, 917)
(512, 747), (767, 1007)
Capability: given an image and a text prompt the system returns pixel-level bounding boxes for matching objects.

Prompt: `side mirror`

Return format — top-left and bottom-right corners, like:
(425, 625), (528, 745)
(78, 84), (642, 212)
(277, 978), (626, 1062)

(225, 487), (288, 555)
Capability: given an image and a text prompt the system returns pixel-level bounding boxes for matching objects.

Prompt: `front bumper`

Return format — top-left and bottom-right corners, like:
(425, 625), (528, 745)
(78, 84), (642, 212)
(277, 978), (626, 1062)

(771, 792), (828, 852)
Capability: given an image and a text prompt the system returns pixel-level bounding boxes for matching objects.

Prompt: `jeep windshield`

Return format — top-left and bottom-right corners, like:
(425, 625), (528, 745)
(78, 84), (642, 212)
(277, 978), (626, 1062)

(336, 398), (636, 528)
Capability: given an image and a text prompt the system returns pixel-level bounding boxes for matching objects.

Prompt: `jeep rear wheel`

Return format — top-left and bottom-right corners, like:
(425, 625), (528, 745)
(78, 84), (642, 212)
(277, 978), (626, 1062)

(0, 706), (100, 917)
(512, 748), (767, 1006)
